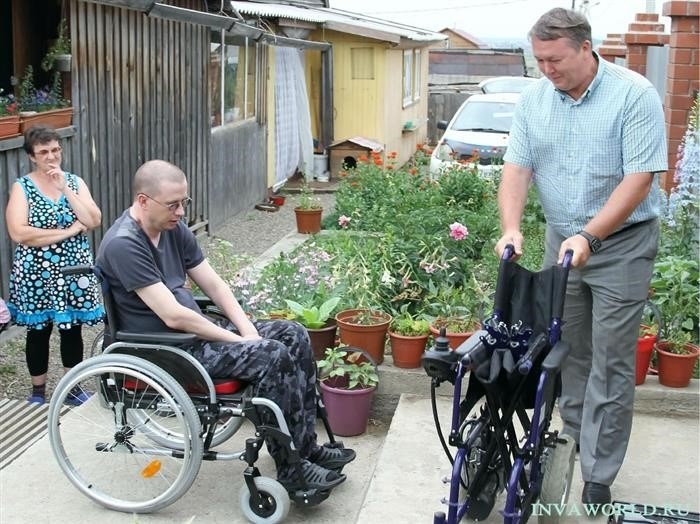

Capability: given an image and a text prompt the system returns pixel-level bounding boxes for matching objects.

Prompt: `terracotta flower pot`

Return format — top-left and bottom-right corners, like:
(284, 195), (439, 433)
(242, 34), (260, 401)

(306, 320), (338, 361)
(335, 309), (391, 365)
(389, 331), (429, 368)
(655, 341), (699, 388)
(19, 107), (73, 133)
(636, 328), (657, 386)
(0, 115), (20, 139)
(294, 207), (322, 234)
(429, 324), (475, 351)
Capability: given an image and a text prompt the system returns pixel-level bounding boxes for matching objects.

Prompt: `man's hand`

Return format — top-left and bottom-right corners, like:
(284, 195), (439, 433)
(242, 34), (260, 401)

(495, 230), (524, 260)
(558, 234), (589, 267)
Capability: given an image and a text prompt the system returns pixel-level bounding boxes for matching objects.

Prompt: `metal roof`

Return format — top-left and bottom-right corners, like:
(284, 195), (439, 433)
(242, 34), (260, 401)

(229, 1), (446, 44)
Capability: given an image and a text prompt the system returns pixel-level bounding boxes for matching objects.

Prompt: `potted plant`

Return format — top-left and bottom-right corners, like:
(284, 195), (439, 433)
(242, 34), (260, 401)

(650, 256), (699, 388)
(388, 309), (430, 368)
(17, 66), (73, 132)
(317, 346), (379, 436)
(294, 179), (323, 234)
(0, 89), (20, 139)
(285, 296), (341, 360)
(335, 307), (392, 365)
(636, 300), (661, 385)
(41, 19), (72, 72)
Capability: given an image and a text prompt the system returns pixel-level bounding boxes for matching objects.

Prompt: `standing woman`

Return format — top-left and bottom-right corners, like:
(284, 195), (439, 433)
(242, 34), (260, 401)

(5, 125), (104, 405)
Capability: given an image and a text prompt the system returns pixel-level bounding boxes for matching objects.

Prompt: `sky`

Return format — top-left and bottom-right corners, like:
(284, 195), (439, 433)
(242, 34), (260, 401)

(328, 0), (668, 40)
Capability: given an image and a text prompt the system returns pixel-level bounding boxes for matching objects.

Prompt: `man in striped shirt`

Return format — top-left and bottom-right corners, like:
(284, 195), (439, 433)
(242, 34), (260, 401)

(495, 7), (666, 509)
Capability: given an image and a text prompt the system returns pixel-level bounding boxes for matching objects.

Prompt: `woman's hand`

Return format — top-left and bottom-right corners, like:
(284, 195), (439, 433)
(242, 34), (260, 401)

(46, 166), (67, 191)
(70, 220), (88, 236)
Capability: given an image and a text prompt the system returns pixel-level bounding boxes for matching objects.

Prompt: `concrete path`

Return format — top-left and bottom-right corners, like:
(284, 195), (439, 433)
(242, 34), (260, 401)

(359, 393), (700, 524)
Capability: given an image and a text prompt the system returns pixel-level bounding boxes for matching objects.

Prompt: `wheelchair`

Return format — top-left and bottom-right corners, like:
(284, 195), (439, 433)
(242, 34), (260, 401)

(47, 265), (346, 523)
(422, 245), (576, 523)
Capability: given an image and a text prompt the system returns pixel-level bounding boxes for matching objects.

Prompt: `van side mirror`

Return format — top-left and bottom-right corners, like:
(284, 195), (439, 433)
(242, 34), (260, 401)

(437, 120), (448, 130)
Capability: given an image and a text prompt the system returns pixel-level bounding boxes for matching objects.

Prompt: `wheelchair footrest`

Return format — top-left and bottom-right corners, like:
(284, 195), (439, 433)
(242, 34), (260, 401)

(289, 488), (332, 507)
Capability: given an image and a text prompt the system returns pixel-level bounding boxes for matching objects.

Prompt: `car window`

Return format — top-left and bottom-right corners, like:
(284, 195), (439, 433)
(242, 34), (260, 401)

(451, 101), (515, 133)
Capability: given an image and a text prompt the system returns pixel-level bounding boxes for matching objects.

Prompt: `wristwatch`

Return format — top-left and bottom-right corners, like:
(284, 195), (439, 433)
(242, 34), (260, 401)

(577, 230), (602, 254)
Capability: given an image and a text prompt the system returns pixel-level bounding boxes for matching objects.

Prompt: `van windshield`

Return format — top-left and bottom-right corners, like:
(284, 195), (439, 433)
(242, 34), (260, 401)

(452, 101), (515, 133)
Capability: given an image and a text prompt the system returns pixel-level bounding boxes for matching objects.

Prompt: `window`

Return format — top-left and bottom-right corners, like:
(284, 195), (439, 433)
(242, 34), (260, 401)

(413, 49), (421, 101)
(209, 33), (258, 127)
(351, 47), (375, 80)
(402, 50), (413, 107)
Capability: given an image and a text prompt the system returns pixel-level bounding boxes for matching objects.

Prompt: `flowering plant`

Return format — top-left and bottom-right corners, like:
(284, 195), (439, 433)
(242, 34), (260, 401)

(0, 89), (18, 116)
(18, 66), (70, 112)
(296, 179), (322, 210)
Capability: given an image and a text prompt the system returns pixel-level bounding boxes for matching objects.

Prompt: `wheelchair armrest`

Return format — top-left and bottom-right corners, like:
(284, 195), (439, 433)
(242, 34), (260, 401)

(542, 339), (571, 372)
(193, 295), (215, 308)
(115, 331), (198, 345)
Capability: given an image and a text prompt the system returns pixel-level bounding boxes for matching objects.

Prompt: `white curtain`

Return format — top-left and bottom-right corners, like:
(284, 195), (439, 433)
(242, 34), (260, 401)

(274, 47), (314, 186)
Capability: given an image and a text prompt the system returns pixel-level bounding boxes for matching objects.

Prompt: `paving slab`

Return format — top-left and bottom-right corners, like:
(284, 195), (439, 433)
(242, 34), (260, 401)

(0, 415), (386, 524)
(358, 394), (700, 524)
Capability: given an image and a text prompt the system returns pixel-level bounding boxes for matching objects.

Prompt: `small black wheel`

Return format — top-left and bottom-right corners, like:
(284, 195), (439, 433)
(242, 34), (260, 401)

(239, 477), (290, 523)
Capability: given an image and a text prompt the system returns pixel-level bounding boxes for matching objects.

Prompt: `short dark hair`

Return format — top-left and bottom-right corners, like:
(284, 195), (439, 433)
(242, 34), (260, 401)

(23, 125), (61, 155)
(529, 7), (591, 49)
(132, 160), (186, 200)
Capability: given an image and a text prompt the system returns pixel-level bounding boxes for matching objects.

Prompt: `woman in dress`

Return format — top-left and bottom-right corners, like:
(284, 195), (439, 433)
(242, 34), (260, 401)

(5, 125), (104, 405)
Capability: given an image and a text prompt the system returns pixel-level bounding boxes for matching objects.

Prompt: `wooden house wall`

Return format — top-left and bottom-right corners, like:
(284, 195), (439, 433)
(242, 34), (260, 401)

(68, 0), (210, 236)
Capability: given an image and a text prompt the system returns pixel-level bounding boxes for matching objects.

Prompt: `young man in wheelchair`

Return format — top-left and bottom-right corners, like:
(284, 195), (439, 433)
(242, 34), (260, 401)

(95, 159), (355, 496)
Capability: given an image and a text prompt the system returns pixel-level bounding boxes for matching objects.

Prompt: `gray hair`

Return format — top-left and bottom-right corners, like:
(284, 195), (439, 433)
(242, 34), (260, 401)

(132, 160), (186, 199)
(529, 7), (592, 49)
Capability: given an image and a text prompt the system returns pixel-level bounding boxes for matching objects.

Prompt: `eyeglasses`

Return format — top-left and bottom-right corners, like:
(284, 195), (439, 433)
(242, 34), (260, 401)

(34, 146), (62, 157)
(141, 194), (192, 213)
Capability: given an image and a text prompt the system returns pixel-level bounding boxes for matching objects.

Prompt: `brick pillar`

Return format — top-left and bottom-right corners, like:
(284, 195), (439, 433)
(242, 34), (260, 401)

(662, 0), (700, 190)
(623, 13), (669, 76)
(597, 33), (627, 63)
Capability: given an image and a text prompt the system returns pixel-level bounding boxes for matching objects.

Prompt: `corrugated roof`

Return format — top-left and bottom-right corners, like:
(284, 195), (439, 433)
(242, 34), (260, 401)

(230, 1), (446, 43)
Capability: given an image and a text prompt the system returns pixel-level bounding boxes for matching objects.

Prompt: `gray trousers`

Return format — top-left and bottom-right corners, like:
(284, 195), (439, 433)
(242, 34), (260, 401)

(543, 220), (658, 485)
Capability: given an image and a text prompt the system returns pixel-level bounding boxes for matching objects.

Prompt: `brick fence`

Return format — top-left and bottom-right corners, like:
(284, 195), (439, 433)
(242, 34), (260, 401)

(598, 0), (699, 191)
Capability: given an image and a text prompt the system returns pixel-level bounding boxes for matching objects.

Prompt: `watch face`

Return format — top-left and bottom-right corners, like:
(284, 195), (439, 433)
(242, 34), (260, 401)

(590, 238), (602, 253)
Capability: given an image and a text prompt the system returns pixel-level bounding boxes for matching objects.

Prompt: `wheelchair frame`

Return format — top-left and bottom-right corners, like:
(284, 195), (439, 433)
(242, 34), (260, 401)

(422, 247), (576, 524)
(47, 265), (343, 523)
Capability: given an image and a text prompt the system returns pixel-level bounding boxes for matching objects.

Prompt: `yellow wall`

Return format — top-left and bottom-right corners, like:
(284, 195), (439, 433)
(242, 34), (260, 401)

(306, 29), (431, 167)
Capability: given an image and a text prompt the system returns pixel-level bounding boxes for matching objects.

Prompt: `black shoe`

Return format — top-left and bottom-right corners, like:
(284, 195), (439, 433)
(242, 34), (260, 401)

(309, 444), (356, 470)
(581, 481), (611, 508)
(279, 460), (346, 493)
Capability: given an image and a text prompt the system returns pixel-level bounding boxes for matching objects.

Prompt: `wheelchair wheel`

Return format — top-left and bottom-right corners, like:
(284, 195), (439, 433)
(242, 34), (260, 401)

(88, 327), (105, 357)
(538, 434), (576, 524)
(239, 476), (290, 524)
(131, 399), (246, 450)
(48, 354), (203, 514)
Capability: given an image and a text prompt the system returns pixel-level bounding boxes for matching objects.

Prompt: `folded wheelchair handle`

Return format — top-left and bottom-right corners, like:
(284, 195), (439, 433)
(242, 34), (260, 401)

(561, 249), (573, 270)
(516, 332), (548, 375)
(502, 244), (515, 261)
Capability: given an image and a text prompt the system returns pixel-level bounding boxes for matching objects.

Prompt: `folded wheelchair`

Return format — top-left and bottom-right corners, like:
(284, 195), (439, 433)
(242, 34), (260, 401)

(422, 245), (575, 524)
(47, 265), (346, 523)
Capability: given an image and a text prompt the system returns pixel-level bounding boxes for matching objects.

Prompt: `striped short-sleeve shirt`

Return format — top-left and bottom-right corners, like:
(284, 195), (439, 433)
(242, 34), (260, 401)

(503, 53), (667, 237)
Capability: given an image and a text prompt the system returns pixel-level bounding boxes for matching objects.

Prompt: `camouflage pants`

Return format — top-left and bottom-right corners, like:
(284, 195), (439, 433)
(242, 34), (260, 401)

(187, 319), (317, 472)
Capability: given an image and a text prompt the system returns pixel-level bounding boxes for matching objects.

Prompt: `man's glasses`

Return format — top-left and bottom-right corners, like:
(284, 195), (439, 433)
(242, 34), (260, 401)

(34, 146), (62, 157)
(141, 194), (192, 213)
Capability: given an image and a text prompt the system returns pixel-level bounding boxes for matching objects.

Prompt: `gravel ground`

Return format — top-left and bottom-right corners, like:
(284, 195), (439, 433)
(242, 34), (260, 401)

(0, 191), (337, 402)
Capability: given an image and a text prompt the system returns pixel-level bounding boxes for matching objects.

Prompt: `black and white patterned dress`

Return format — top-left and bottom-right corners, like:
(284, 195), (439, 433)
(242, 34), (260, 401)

(7, 173), (104, 329)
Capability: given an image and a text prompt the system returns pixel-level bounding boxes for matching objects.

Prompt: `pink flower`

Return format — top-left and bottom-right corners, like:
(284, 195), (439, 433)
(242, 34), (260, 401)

(449, 222), (469, 241)
(338, 215), (351, 228)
